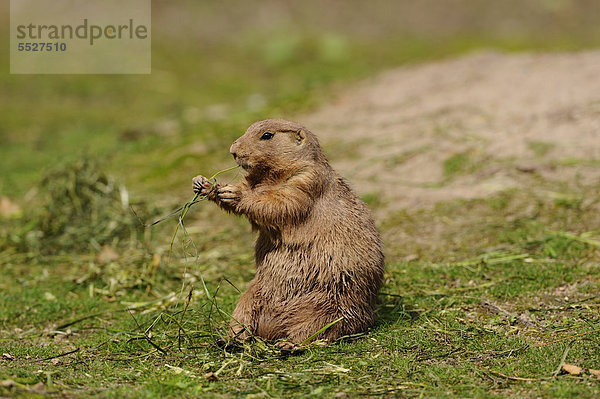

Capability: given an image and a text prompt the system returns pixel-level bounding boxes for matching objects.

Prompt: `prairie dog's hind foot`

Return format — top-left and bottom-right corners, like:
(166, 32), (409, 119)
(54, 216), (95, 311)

(274, 340), (298, 351)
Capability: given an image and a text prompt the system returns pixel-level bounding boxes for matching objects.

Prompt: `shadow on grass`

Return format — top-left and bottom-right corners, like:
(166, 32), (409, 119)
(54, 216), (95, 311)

(375, 292), (419, 327)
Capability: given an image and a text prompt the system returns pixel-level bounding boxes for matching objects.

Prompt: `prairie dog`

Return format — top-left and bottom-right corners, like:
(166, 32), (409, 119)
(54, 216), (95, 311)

(193, 119), (384, 344)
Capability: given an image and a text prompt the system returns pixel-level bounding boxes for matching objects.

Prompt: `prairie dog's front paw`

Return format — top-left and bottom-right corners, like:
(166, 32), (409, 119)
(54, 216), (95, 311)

(217, 185), (241, 205)
(192, 175), (215, 196)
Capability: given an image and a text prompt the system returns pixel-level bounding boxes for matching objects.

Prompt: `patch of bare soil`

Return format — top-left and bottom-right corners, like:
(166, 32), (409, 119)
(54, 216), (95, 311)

(304, 51), (600, 210)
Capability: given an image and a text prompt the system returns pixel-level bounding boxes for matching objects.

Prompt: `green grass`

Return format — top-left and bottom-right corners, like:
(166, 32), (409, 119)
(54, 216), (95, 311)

(1, 185), (599, 398)
(527, 141), (556, 157)
(442, 150), (482, 180)
(2, 1), (600, 397)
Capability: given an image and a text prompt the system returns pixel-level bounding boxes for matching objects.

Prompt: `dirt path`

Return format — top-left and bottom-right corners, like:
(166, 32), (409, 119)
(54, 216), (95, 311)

(303, 51), (600, 210)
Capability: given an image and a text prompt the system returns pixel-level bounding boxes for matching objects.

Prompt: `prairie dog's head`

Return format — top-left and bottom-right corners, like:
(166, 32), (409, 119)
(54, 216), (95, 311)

(230, 119), (325, 175)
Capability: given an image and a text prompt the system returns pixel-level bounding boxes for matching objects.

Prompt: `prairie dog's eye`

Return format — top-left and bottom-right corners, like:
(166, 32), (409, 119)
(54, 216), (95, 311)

(260, 132), (274, 140)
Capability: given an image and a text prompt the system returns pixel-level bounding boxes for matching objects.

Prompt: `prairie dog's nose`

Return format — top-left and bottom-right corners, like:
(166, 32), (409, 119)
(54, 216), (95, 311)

(230, 140), (238, 159)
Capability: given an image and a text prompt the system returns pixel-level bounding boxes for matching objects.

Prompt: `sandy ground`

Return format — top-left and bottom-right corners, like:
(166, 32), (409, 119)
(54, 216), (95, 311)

(303, 51), (600, 210)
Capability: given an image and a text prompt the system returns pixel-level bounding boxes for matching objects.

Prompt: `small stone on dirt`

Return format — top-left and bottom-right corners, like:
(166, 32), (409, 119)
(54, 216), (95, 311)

(0, 196), (21, 218)
(562, 363), (582, 375)
(1, 379), (17, 388)
(30, 382), (46, 393)
(97, 245), (119, 264)
(589, 369), (600, 379)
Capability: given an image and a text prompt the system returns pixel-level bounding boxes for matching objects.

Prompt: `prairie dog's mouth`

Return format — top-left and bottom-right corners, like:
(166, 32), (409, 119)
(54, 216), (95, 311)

(235, 157), (251, 170)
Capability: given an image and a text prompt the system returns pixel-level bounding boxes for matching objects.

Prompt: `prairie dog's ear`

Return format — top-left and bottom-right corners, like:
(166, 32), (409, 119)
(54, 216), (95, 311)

(295, 129), (306, 145)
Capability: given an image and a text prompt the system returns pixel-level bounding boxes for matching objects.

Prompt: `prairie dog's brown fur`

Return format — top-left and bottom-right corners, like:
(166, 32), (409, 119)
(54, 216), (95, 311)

(193, 119), (384, 344)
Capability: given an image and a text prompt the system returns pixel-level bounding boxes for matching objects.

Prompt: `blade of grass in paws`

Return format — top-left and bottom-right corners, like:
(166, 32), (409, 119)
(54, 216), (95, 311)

(168, 165), (240, 257)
